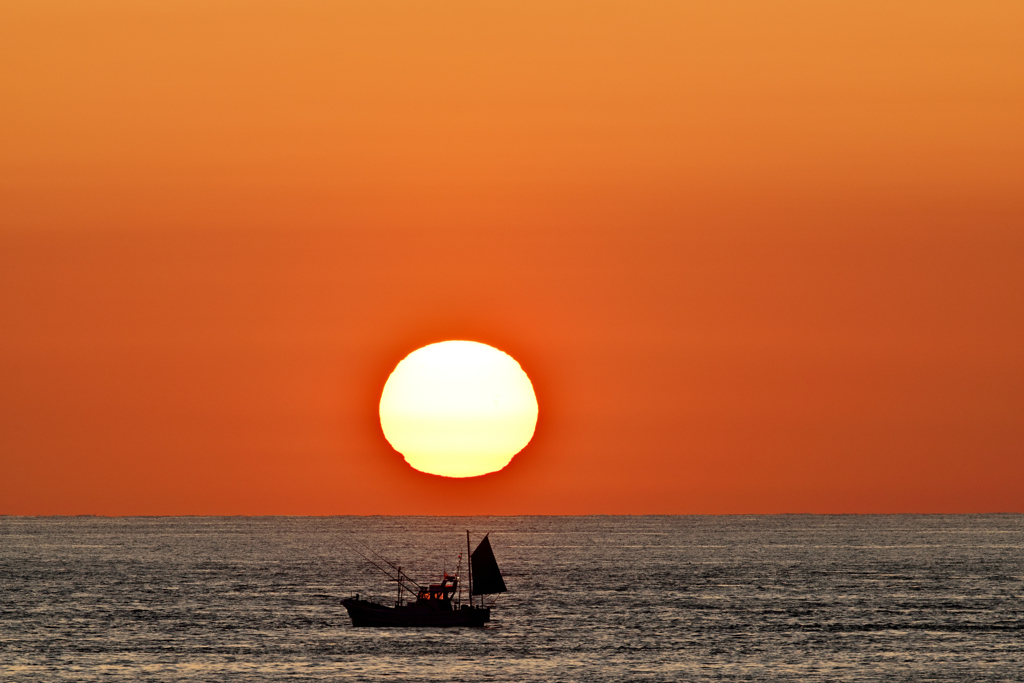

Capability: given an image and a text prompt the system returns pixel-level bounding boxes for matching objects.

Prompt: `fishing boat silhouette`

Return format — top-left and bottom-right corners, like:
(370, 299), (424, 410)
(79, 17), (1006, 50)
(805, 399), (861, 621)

(342, 531), (506, 627)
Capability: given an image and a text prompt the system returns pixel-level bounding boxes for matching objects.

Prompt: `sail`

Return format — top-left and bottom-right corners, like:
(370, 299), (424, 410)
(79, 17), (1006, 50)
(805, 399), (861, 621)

(470, 534), (507, 595)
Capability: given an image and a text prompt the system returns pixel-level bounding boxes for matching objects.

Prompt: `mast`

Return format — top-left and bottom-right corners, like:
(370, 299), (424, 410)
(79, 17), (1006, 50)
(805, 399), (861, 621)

(396, 566), (402, 606)
(455, 552), (462, 607)
(466, 530), (473, 608)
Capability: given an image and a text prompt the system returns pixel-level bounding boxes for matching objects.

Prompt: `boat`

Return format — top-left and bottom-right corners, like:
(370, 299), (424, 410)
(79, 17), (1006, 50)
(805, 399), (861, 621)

(342, 531), (507, 627)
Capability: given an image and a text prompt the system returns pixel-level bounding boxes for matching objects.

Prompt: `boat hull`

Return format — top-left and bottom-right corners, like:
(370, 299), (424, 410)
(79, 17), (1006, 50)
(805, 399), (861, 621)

(342, 599), (491, 627)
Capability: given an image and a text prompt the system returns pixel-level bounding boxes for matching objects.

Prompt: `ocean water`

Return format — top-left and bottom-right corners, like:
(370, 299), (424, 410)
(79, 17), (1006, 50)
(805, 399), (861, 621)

(1, 515), (1022, 681)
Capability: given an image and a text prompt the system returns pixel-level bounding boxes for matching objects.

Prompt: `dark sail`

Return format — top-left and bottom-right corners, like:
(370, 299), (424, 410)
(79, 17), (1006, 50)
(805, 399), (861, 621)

(470, 534), (506, 595)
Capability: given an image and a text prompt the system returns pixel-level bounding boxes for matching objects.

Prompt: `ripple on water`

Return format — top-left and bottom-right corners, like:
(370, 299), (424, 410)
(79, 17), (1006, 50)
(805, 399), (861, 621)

(1, 515), (1022, 682)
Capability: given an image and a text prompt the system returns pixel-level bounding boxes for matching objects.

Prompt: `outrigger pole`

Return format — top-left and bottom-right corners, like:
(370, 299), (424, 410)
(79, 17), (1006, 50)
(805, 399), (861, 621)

(344, 541), (421, 598)
(346, 536), (423, 589)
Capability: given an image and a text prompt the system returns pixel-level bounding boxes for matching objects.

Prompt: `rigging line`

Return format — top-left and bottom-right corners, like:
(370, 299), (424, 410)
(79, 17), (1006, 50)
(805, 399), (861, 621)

(342, 536), (423, 591)
(346, 534), (424, 589)
(346, 546), (419, 598)
(344, 542), (398, 581)
(343, 542), (421, 596)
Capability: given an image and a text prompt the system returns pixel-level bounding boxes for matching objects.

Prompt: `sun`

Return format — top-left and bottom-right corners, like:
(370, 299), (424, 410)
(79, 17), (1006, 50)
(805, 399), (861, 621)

(379, 341), (538, 478)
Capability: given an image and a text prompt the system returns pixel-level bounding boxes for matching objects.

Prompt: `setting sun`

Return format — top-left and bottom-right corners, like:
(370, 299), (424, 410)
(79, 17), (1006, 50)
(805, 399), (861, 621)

(379, 341), (538, 478)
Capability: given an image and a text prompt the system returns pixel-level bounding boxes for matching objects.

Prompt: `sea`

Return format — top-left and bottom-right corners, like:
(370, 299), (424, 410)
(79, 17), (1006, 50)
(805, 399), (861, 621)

(1, 515), (1022, 681)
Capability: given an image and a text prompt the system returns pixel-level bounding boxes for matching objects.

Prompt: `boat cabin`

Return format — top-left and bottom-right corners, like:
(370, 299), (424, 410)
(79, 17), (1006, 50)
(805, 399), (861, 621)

(415, 574), (458, 605)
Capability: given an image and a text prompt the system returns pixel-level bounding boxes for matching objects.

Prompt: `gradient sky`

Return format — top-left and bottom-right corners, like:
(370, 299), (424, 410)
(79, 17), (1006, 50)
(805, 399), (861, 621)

(2, 1), (1022, 515)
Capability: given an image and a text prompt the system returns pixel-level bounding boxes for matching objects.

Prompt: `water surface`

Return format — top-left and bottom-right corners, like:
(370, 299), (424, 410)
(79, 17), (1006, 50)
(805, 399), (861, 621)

(2, 515), (1022, 681)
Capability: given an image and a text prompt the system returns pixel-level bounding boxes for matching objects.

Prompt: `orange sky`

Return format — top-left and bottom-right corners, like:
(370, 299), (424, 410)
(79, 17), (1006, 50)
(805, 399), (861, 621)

(2, 1), (1022, 514)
